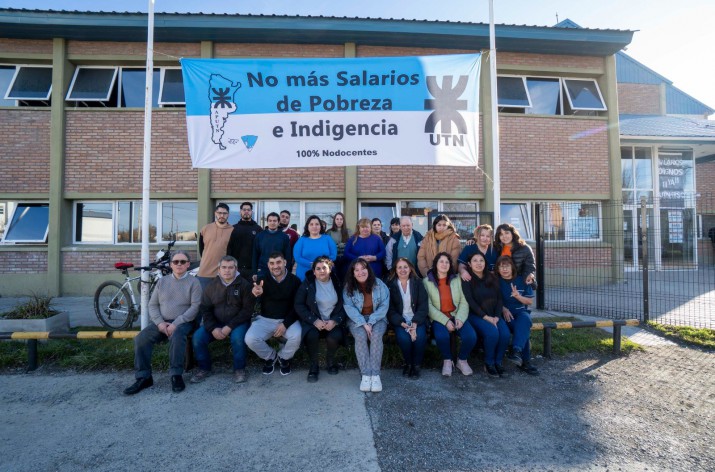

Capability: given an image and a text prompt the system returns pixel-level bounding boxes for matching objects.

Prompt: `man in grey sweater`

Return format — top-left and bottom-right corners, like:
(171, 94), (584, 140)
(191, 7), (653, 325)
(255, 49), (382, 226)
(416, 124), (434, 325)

(124, 250), (202, 395)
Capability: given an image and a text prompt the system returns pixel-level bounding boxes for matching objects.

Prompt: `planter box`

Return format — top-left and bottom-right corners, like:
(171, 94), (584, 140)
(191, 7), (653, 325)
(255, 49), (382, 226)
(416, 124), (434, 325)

(0, 312), (70, 333)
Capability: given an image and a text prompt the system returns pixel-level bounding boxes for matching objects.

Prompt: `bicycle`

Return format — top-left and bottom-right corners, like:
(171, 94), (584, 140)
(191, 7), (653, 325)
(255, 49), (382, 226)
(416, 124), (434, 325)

(93, 240), (175, 330)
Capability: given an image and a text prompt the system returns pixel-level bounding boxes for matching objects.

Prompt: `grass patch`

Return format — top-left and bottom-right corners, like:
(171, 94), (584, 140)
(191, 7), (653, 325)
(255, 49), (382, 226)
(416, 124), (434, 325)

(0, 317), (641, 371)
(647, 322), (715, 349)
(530, 317), (642, 356)
(1, 294), (59, 320)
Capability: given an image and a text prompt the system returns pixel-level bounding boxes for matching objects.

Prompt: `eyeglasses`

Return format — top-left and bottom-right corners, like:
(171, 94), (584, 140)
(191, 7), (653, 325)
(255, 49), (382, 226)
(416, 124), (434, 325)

(215, 211), (229, 216)
(171, 260), (189, 265)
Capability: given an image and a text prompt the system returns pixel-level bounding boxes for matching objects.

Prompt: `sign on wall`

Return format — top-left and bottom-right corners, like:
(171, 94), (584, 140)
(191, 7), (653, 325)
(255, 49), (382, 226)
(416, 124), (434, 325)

(181, 54), (481, 169)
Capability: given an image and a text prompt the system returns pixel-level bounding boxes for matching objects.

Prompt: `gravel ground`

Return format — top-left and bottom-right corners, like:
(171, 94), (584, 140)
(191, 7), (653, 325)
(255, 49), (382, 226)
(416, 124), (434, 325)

(1, 343), (713, 471)
(366, 344), (715, 471)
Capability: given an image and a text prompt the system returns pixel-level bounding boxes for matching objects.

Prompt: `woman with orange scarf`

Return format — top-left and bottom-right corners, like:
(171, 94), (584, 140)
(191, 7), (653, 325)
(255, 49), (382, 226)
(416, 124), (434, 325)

(417, 214), (461, 278)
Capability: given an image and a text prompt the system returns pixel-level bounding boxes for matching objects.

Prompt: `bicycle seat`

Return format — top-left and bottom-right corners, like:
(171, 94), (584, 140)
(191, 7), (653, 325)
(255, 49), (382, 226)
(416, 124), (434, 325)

(115, 262), (134, 270)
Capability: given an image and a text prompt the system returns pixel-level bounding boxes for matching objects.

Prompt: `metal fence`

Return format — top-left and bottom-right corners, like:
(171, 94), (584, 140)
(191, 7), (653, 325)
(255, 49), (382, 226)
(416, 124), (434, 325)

(535, 196), (715, 329)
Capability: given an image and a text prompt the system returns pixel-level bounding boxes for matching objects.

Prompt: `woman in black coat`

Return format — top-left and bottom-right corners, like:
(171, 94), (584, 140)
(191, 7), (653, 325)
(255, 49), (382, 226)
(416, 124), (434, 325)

(386, 257), (429, 379)
(295, 256), (346, 383)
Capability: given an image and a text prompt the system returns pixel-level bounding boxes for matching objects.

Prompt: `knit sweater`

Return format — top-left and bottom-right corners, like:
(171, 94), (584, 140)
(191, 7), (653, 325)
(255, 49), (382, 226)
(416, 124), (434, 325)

(198, 222), (236, 278)
(148, 274), (202, 326)
(293, 235), (338, 281)
(344, 234), (386, 278)
(258, 271), (302, 326)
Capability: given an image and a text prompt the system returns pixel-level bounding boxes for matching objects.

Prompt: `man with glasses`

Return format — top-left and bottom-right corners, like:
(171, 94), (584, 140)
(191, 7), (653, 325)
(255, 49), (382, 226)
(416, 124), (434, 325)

(197, 203), (237, 290)
(228, 201), (262, 282)
(124, 250), (202, 395)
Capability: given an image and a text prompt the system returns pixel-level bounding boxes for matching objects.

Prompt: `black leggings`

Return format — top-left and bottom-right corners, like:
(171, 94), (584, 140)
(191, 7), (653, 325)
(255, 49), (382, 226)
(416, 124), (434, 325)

(302, 323), (344, 366)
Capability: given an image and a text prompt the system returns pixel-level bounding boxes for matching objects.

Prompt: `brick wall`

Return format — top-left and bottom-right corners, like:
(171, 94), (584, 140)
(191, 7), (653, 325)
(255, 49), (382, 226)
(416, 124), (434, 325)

(358, 165), (484, 194)
(498, 52), (603, 70)
(0, 109), (51, 193)
(0, 38), (53, 54)
(543, 247), (612, 269)
(696, 160), (715, 202)
(500, 116), (610, 195)
(0, 251), (48, 273)
(617, 83), (662, 115)
(212, 167), (345, 193)
(67, 41), (201, 58)
(357, 46), (477, 57)
(214, 43), (344, 58)
(62, 249), (198, 273)
(65, 110), (197, 194)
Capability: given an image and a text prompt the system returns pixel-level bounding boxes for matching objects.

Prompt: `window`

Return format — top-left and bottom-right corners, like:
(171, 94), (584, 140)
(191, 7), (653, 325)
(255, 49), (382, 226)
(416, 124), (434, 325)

(66, 67), (118, 102)
(74, 201), (197, 244)
(360, 202), (398, 230)
(2, 203), (49, 243)
(544, 202), (601, 241)
(497, 75), (605, 115)
(400, 201), (437, 235)
(657, 150), (694, 208)
(0, 66), (16, 106)
(500, 203), (533, 240)
(65, 67), (180, 108)
(159, 68), (185, 105)
(563, 79), (607, 111)
(305, 202), (342, 228)
(5, 66), (52, 101)
(497, 76), (530, 108)
(621, 146), (654, 204)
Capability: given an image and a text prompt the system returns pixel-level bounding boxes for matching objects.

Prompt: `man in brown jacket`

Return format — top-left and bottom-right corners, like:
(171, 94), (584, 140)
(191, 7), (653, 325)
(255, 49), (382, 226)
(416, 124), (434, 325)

(197, 203), (236, 290)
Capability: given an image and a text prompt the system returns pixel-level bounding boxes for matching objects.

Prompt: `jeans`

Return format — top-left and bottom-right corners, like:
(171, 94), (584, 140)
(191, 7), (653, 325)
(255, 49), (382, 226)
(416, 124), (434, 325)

(394, 323), (427, 366)
(245, 316), (302, 361)
(134, 321), (194, 378)
(302, 321), (344, 367)
(506, 309), (533, 362)
(467, 314), (510, 366)
(192, 322), (250, 371)
(432, 320), (477, 361)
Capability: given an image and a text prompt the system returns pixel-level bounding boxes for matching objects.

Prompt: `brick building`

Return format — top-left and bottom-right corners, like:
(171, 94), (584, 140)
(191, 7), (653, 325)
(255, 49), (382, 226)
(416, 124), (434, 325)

(0, 9), (712, 296)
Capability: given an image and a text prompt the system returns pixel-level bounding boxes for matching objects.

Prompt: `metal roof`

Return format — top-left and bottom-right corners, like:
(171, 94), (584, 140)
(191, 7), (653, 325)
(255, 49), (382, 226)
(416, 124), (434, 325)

(620, 115), (715, 139)
(0, 8), (634, 56)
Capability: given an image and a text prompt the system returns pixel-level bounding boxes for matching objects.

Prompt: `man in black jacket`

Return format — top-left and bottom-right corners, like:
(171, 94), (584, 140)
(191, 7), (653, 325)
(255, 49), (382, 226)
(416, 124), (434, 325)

(189, 255), (254, 384)
(245, 252), (302, 376)
(228, 201), (262, 282)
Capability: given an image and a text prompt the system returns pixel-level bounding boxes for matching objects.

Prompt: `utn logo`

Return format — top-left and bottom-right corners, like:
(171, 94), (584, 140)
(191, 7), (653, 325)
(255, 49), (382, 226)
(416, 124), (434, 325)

(424, 75), (469, 147)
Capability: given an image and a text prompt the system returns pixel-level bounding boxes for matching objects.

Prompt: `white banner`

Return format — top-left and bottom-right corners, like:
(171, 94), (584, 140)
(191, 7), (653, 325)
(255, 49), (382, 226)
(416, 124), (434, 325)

(181, 54), (481, 169)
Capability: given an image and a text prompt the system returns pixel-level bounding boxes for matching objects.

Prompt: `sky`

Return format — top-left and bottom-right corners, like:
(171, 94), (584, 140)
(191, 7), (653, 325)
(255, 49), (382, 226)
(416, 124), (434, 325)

(5, 0), (715, 115)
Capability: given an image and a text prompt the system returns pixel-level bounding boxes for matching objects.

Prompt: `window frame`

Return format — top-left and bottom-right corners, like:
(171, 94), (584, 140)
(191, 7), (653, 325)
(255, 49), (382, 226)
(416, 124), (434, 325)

(496, 75), (531, 109)
(4, 65), (53, 101)
(543, 201), (603, 242)
(158, 67), (185, 106)
(500, 202), (534, 241)
(1, 202), (50, 244)
(562, 78), (607, 112)
(65, 66), (119, 102)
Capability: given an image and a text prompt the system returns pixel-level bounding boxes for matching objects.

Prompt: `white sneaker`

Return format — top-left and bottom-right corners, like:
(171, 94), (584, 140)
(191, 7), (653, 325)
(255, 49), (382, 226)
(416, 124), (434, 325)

(370, 375), (382, 392)
(359, 375), (372, 392)
(456, 359), (474, 376)
(442, 360), (453, 377)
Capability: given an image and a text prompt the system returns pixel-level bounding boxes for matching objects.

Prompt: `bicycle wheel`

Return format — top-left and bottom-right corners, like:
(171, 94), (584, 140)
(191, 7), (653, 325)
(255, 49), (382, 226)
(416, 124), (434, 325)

(94, 281), (134, 329)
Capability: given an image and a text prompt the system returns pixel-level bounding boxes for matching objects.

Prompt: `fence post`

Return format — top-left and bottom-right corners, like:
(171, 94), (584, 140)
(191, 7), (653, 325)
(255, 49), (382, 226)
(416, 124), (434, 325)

(534, 202), (545, 310)
(613, 324), (622, 354)
(27, 339), (38, 371)
(640, 196), (649, 323)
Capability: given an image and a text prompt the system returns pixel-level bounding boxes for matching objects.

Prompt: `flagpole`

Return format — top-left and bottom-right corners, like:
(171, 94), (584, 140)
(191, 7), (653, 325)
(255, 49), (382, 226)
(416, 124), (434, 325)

(488, 0), (501, 226)
(140, 0), (155, 329)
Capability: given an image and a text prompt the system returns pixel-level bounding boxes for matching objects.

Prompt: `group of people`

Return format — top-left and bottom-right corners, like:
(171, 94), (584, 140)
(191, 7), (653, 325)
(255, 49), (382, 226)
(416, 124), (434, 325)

(124, 203), (538, 396)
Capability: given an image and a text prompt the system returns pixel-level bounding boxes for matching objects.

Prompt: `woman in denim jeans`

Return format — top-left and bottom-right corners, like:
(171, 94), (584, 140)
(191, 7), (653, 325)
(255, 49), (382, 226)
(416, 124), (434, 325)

(343, 258), (390, 393)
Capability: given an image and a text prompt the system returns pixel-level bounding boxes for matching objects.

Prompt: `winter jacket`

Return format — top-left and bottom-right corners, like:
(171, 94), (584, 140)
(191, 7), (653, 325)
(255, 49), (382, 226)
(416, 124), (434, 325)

(385, 230), (424, 270)
(422, 271), (469, 325)
(294, 271), (346, 325)
(417, 230), (461, 277)
(199, 275), (254, 333)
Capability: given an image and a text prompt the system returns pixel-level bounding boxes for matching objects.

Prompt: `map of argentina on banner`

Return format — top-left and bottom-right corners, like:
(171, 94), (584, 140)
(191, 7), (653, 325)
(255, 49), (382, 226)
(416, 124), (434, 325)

(181, 54), (481, 169)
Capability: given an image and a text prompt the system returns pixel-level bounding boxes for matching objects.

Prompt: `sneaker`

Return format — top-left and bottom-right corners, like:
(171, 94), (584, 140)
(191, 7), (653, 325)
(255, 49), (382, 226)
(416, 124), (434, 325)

(189, 369), (211, 384)
(123, 376), (153, 395)
(370, 375), (382, 392)
(456, 359), (474, 376)
(359, 375), (372, 392)
(506, 349), (523, 367)
(494, 364), (508, 378)
(519, 363), (540, 376)
(442, 360), (453, 377)
(233, 369), (247, 383)
(171, 375), (185, 393)
(278, 357), (292, 376)
(408, 365), (421, 380)
(402, 364), (411, 376)
(327, 364), (340, 375)
(484, 364), (499, 378)
(262, 356), (276, 375)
